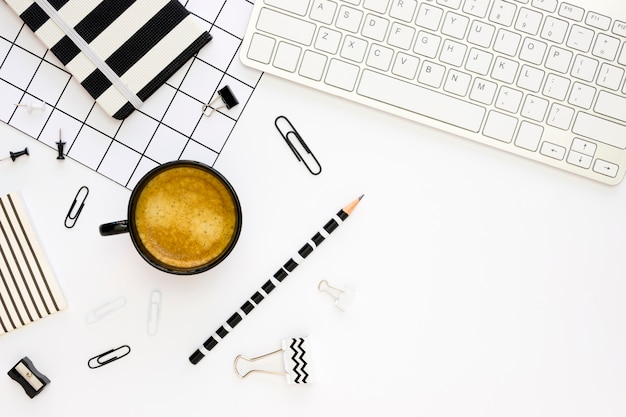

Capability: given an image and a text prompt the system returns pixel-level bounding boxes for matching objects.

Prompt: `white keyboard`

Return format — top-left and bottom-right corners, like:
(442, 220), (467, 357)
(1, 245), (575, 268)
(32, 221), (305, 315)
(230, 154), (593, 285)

(240, 0), (626, 185)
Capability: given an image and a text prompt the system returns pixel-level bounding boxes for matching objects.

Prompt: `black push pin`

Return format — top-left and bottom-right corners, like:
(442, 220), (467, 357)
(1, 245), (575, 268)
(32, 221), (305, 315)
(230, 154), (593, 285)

(0, 147), (29, 163)
(202, 85), (239, 117)
(56, 129), (65, 160)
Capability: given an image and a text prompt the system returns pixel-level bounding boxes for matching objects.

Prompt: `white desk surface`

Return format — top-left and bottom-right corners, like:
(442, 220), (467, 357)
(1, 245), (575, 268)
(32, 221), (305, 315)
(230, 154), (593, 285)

(2, 70), (626, 416)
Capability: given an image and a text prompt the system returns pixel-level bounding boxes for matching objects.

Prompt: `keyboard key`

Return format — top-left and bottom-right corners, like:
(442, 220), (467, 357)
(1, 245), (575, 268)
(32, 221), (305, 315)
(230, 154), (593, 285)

(443, 69), (471, 96)
(545, 46), (573, 73)
(315, 28), (342, 54)
(567, 25), (595, 52)
(336, 5), (364, 32)
(246, 33), (276, 64)
(440, 39), (467, 66)
(366, 44), (393, 71)
(469, 78), (497, 104)
(414, 31), (442, 58)
(418, 61), (446, 87)
(595, 91), (626, 123)
(597, 63), (625, 91)
(465, 48), (493, 75)
(573, 113), (626, 149)
(568, 82), (596, 109)
(593, 159), (619, 178)
(325, 59), (360, 90)
(299, 50), (327, 80)
(257, 8), (316, 45)
(274, 42), (302, 71)
(388, 22), (416, 49)
(515, 120), (543, 151)
(567, 150), (592, 169)
(340, 35), (368, 62)
(540, 142), (566, 160)
(517, 65), (545, 92)
(541, 16), (568, 44)
(519, 38), (547, 65)
(362, 14), (389, 41)
(586, 12), (611, 31)
(389, 0), (417, 22)
(463, 0), (491, 18)
(441, 12), (470, 39)
(493, 29), (521, 56)
(489, 0), (517, 27)
(436, 0), (462, 9)
(265, 0), (311, 16)
(357, 69), (486, 132)
(614, 20), (626, 37)
(495, 86), (523, 113)
(543, 73), (570, 101)
(547, 103), (575, 130)
(532, 0), (557, 13)
(483, 110), (518, 142)
(491, 56), (519, 83)
(521, 95), (548, 121)
(571, 55), (598, 82)
(392, 52), (420, 78)
(363, 0), (390, 13)
(558, 3), (584, 21)
(571, 138), (596, 156)
(592, 34), (620, 61)
(515, 7), (543, 35)
(467, 21), (495, 48)
(415, 3), (443, 31)
(310, 0), (338, 24)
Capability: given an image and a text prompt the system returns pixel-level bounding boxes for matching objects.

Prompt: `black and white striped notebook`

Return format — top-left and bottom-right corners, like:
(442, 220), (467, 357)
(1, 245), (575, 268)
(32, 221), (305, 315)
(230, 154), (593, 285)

(0, 193), (66, 336)
(5, 0), (212, 119)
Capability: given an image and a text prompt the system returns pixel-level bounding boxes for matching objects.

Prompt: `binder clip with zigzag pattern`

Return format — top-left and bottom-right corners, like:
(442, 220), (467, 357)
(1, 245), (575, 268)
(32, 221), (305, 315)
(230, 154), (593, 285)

(234, 337), (313, 385)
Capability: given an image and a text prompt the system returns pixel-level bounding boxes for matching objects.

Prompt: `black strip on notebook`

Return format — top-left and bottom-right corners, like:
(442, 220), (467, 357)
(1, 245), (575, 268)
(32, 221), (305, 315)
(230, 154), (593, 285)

(106, 1), (188, 77)
(48, 0), (70, 10)
(0, 222), (27, 325)
(20, 3), (49, 32)
(74, 0), (137, 44)
(82, 69), (112, 99)
(112, 102), (135, 120)
(51, 36), (81, 66)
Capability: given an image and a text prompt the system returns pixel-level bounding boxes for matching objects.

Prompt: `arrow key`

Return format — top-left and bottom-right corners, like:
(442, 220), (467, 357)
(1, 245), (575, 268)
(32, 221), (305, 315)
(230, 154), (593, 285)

(570, 137), (596, 156)
(593, 159), (619, 178)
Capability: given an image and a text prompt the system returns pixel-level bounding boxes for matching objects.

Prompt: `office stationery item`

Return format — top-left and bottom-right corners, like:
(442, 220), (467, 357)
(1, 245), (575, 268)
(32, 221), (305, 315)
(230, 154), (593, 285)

(0, 148), (29, 163)
(147, 290), (162, 336)
(0, 1), (261, 190)
(189, 195), (364, 364)
(64, 185), (88, 229)
(234, 337), (313, 384)
(99, 161), (242, 275)
(14, 100), (46, 113)
(55, 129), (65, 160)
(8, 357), (50, 398)
(275, 115), (322, 175)
(4, 0), (212, 119)
(318, 279), (354, 311)
(87, 345), (131, 369)
(0, 192), (66, 336)
(84, 296), (126, 325)
(241, 0), (626, 185)
(202, 85), (240, 117)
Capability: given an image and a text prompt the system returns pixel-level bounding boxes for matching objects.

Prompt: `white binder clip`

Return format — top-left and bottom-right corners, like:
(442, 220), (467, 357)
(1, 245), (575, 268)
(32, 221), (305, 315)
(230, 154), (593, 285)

(234, 337), (313, 384)
(318, 280), (354, 311)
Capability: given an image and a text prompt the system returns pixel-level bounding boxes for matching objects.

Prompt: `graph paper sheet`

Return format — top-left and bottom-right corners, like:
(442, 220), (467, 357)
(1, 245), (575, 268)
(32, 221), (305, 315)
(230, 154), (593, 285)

(0, 0), (261, 189)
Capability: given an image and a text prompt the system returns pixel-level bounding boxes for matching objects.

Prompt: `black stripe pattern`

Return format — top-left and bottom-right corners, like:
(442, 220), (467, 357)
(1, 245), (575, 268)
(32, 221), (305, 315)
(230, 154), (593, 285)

(0, 193), (66, 335)
(16, 0), (212, 119)
(286, 337), (310, 384)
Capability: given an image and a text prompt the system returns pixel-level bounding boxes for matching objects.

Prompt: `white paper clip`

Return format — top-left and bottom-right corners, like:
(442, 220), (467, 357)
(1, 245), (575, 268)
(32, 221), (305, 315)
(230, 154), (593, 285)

(85, 296), (127, 324)
(318, 280), (354, 311)
(15, 100), (47, 113)
(234, 337), (313, 384)
(147, 290), (162, 336)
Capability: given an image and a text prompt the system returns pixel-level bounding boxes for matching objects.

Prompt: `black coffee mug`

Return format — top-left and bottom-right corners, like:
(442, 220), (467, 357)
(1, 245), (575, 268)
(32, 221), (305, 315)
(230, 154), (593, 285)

(99, 160), (242, 275)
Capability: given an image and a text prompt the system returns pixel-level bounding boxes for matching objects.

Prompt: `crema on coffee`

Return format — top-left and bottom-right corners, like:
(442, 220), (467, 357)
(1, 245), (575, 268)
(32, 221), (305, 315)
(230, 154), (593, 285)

(134, 166), (238, 270)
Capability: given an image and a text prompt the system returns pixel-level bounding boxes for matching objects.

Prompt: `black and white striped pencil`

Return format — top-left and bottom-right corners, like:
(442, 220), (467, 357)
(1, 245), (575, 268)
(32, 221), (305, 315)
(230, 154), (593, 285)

(189, 195), (364, 365)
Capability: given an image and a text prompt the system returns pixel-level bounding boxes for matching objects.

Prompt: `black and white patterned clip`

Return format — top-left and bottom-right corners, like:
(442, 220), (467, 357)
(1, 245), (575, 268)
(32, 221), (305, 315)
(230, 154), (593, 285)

(234, 337), (312, 384)
(202, 85), (239, 117)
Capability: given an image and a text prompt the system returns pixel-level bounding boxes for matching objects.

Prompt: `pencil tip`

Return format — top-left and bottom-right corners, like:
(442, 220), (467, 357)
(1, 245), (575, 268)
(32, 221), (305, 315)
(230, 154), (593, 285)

(358, 194), (364, 200)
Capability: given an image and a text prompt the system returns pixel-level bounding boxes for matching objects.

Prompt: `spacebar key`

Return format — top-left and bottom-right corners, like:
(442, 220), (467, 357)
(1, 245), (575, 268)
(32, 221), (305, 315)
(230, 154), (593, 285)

(357, 70), (485, 132)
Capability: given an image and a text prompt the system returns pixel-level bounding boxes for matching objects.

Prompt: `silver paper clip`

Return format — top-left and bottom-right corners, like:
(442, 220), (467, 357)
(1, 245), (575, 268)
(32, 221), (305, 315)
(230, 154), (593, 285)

(147, 290), (162, 336)
(85, 296), (126, 324)
(64, 185), (89, 228)
(234, 337), (313, 384)
(274, 116), (322, 175)
(202, 85), (239, 117)
(88, 345), (131, 369)
(318, 280), (355, 311)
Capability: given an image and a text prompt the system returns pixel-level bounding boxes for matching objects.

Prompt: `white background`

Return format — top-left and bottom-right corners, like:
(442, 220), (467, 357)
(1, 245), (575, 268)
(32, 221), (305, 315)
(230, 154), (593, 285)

(2, 55), (626, 417)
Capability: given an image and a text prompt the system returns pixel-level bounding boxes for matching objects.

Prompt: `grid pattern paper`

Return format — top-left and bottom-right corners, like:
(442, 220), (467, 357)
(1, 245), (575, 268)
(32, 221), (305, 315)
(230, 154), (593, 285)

(0, 0), (261, 189)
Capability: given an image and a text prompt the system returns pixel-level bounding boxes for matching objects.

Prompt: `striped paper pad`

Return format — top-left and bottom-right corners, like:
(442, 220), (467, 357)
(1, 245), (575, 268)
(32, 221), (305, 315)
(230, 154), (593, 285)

(4, 0), (212, 119)
(0, 193), (66, 335)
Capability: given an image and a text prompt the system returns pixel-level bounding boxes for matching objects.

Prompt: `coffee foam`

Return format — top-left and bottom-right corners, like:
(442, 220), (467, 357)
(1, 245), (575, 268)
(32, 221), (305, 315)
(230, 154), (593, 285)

(134, 166), (238, 270)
